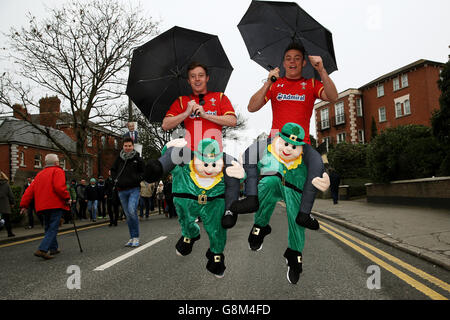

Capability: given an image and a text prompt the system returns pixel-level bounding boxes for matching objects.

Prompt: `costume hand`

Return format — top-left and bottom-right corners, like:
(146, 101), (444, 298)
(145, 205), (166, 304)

(20, 208), (27, 215)
(312, 172), (330, 192)
(226, 161), (245, 179)
(166, 138), (187, 149)
(308, 56), (324, 73)
(268, 67), (280, 82)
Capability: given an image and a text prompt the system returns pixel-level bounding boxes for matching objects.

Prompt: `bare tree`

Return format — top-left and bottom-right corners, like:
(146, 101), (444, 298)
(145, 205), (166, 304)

(0, 0), (159, 174)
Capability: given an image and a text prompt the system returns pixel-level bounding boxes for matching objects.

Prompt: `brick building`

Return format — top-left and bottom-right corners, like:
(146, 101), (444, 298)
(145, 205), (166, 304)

(0, 96), (122, 186)
(315, 59), (444, 150)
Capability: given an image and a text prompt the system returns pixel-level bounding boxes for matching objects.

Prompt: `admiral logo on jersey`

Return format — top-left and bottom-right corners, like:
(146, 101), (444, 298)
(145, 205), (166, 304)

(276, 93), (306, 102)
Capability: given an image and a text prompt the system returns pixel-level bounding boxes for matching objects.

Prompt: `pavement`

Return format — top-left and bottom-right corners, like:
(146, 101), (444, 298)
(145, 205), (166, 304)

(311, 198), (450, 271)
(1, 198), (450, 271)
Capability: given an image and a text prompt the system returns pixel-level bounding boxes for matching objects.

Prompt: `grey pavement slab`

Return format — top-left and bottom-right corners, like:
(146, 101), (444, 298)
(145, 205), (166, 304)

(312, 198), (450, 270)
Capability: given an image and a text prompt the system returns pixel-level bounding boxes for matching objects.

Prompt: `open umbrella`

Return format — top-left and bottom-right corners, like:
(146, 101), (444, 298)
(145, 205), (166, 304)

(238, 0), (337, 80)
(126, 26), (233, 123)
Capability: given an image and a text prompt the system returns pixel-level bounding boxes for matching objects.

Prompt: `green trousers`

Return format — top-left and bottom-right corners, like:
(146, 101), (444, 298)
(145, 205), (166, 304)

(254, 176), (305, 252)
(174, 197), (227, 254)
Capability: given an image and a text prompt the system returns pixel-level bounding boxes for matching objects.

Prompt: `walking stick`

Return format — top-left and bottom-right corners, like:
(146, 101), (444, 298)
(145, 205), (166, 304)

(70, 210), (83, 253)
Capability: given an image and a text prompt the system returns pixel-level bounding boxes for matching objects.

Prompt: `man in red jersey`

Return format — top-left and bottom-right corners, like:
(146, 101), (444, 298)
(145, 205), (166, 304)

(162, 61), (237, 150)
(231, 42), (337, 232)
(144, 62), (241, 224)
(248, 42), (338, 140)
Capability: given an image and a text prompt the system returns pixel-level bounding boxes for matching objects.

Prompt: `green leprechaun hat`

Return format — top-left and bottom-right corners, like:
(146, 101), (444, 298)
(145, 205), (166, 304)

(194, 138), (223, 163)
(278, 123), (306, 146)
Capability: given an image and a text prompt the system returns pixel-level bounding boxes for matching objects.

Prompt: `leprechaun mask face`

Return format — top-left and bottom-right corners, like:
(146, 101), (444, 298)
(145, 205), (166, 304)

(272, 136), (303, 162)
(193, 156), (224, 178)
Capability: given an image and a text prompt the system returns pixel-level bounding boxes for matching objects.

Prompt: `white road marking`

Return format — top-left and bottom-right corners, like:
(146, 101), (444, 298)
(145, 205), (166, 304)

(94, 236), (167, 271)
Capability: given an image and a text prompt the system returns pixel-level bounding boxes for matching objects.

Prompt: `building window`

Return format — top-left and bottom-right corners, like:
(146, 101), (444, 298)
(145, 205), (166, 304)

(394, 94), (411, 118)
(114, 138), (118, 150)
(395, 102), (403, 118)
(20, 152), (25, 167)
(86, 159), (93, 177)
(393, 78), (400, 91)
(101, 136), (106, 148)
(87, 133), (93, 147)
(320, 108), (330, 129)
(358, 130), (365, 144)
(34, 154), (42, 168)
(322, 137), (331, 153)
(335, 102), (345, 125)
(378, 107), (386, 122)
(404, 99), (411, 115)
(401, 74), (409, 88)
(356, 98), (363, 117)
(377, 84), (384, 97)
(337, 132), (346, 144)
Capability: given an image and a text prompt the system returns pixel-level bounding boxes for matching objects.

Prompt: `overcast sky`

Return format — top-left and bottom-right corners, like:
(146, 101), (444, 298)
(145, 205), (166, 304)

(1, 0), (449, 157)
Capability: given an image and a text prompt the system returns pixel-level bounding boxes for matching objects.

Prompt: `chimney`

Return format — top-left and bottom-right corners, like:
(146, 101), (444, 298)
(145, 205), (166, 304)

(12, 104), (31, 121)
(39, 96), (61, 128)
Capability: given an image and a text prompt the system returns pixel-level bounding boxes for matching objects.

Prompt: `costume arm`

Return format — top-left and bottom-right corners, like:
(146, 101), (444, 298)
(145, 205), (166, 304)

(223, 153), (241, 210)
(299, 144), (325, 214)
(242, 138), (270, 196)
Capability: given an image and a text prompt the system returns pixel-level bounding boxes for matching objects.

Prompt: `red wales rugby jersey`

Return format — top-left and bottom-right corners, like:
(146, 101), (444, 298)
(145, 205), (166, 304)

(166, 92), (236, 150)
(265, 77), (324, 145)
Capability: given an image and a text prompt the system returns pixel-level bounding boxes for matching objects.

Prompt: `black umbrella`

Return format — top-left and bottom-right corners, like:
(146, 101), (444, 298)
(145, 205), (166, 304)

(126, 26), (233, 123)
(238, 0), (337, 80)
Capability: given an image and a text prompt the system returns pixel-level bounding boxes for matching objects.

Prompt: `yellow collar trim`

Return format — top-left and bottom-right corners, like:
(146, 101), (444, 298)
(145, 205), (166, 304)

(268, 144), (303, 170)
(189, 160), (223, 190)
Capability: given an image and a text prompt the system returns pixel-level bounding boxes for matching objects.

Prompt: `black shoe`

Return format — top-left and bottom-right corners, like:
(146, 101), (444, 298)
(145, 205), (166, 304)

(284, 248), (303, 285)
(175, 234), (200, 256)
(230, 195), (259, 214)
(8, 233), (16, 237)
(221, 210), (238, 229)
(248, 224), (271, 251)
(296, 212), (320, 230)
(205, 249), (226, 278)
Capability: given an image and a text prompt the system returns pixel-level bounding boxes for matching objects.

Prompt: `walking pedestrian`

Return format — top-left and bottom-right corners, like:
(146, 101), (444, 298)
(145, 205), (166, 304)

(0, 171), (15, 238)
(23, 177), (41, 229)
(163, 174), (176, 218)
(85, 178), (99, 222)
(328, 167), (341, 205)
(76, 179), (87, 220)
(97, 176), (106, 219)
(64, 180), (77, 224)
(68, 179), (79, 220)
(156, 181), (164, 215)
(105, 170), (120, 227)
(139, 180), (154, 219)
(110, 137), (145, 247)
(20, 154), (70, 260)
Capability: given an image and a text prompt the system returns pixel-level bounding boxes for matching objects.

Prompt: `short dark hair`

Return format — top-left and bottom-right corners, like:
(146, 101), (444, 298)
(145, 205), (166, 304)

(123, 137), (134, 145)
(187, 61), (209, 76)
(284, 42), (306, 58)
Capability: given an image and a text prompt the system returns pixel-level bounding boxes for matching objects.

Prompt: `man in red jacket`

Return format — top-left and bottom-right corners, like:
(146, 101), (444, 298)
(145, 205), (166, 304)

(20, 154), (70, 260)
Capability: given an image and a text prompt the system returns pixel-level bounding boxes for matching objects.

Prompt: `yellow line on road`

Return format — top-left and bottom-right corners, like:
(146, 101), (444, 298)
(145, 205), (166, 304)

(0, 223), (110, 249)
(319, 220), (450, 293)
(320, 225), (448, 300)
